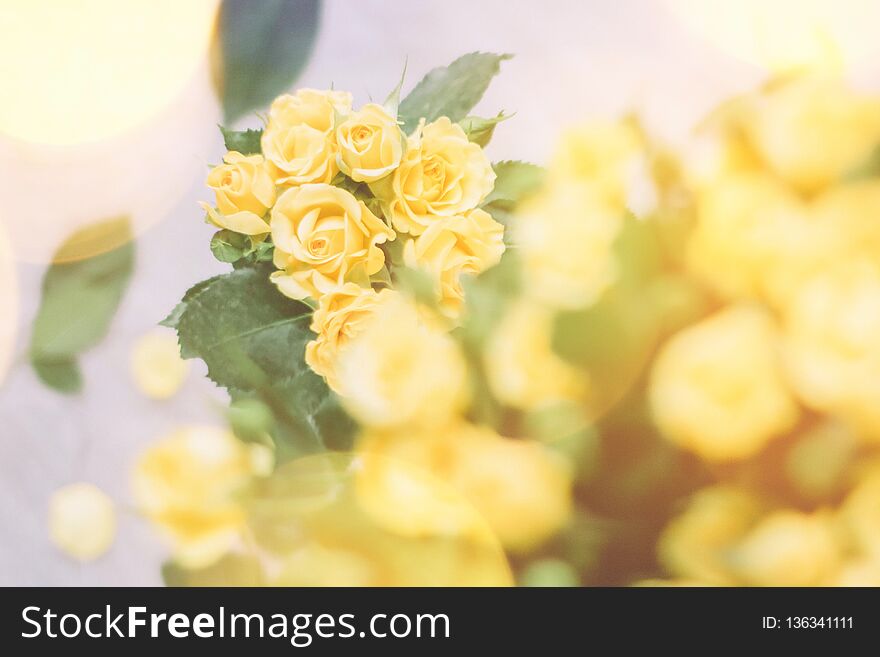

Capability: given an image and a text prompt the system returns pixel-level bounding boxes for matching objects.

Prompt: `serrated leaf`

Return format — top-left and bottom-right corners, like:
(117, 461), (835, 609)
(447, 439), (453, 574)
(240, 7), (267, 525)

(482, 160), (545, 211)
(30, 218), (135, 394)
(459, 112), (510, 147)
(219, 125), (263, 154)
(161, 275), (224, 330)
(167, 265), (355, 458)
(397, 52), (512, 134)
(216, 0), (321, 123)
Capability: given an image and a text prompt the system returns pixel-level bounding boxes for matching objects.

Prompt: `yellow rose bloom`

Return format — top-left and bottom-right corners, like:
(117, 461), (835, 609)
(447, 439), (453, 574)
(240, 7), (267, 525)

(659, 486), (761, 585)
(731, 511), (841, 586)
(834, 558), (880, 587)
(739, 76), (880, 194)
(841, 466), (880, 559)
(132, 426), (273, 568)
(270, 184), (395, 301)
(783, 259), (880, 440)
(375, 117), (495, 235)
(484, 300), (587, 410)
(305, 283), (399, 392)
(261, 88), (353, 186)
(687, 172), (880, 308)
(130, 330), (190, 400)
(336, 296), (468, 429)
(48, 483), (116, 561)
(200, 151), (275, 235)
(357, 422), (573, 554)
(515, 182), (622, 310)
(403, 208), (505, 319)
(649, 306), (799, 462)
(335, 103), (404, 182)
(550, 119), (646, 207)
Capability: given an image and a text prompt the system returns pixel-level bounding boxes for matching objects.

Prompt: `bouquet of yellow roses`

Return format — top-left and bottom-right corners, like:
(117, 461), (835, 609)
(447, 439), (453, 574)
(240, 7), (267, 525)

(152, 53), (567, 585)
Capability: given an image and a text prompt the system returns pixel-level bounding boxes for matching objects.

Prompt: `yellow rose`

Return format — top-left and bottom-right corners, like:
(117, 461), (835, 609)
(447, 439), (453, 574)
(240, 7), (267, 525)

(731, 511), (841, 586)
(515, 181), (622, 310)
(841, 467), (880, 560)
(336, 296), (468, 429)
(550, 119), (647, 208)
(357, 422), (572, 554)
(739, 76), (880, 194)
(782, 259), (880, 440)
(375, 117), (495, 235)
(305, 283), (399, 392)
(200, 151), (275, 235)
(48, 483), (116, 561)
(270, 184), (395, 301)
(484, 300), (587, 410)
(132, 426), (273, 568)
(335, 103), (404, 182)
(403, 208), (505, 318)
(261, 88), (352, 186)
(130, 330), (190, 400)
(649, 306), (799, 462)
(687, 172), (880, 308)
(659, 486), (762, 585)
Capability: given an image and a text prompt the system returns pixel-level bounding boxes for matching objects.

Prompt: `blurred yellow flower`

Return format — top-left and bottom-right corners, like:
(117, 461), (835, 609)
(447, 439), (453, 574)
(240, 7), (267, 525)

(305, 283), (399, 392)
(375, 117), (495, 236)
(834, 558), (880, 587)
(841, 467), (880, 560)
(130, 330), (190, 400)
(270, 184), (395, 301)
(358, 422), (573, 554)
(515, 182), (622, 310)
(48, 482), (116, 561)
(201, 151), (275, 236)
(484, 300), (587, 410)
(274, 543), (378, 586)
(403, 208), (505, 319)
(261, 89), (353, 186)
(336, 296), (468, 429)
(550, 119), (648, 209)
(659, 486), (761, 585)
(686, 171), (817, 305)
(133, 426), (273, 568)
(783, 259), (880, 440)
(739, 76), (880, 194)
(336, 103), (405, 183)
(687, 172), (880, 308)
(730, 511), (841, 586)
(649, 306), (799, 461)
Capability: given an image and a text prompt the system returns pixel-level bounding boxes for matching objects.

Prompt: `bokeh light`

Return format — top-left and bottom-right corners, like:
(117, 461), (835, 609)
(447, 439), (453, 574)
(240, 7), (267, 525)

(0, 0), (219, 145)
(665, 0), (880, 72)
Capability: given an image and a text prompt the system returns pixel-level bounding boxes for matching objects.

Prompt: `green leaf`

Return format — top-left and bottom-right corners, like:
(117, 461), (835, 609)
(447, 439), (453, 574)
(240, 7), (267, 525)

(33, 358), (82, 394)
(30, 219), (135, 394)
(210, 229), (250, 263)
(216, 0), (321, 123)
(459, 112), (510, 147)
(219, 125), (263, 154)
(482, 160), (545, 212)
(227, 397), (275, 445)
(383, 60), (408, 117)
(397, 52), (512, 134)
(167, 265), (355, 459)
(161, 275), (223, 330)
